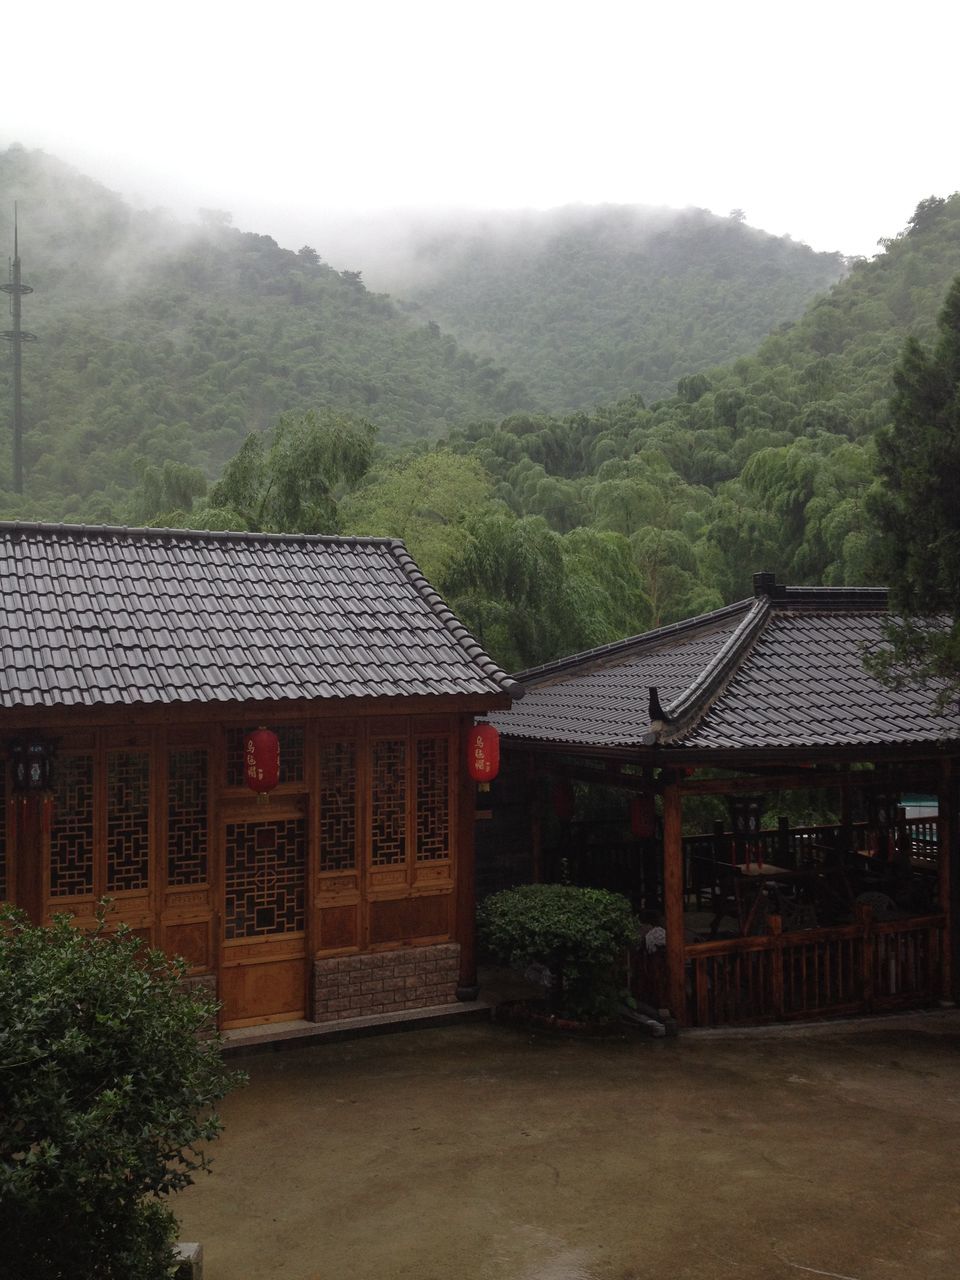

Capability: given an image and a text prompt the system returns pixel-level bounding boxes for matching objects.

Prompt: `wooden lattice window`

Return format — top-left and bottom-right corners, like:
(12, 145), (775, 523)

(106, 750), (151, 893)
(168, 748), (208, 886)
(416, 737), (449, 862)
(224, 818), (306, 939)
(225, 725), (305, 787)
(50, 754), (95, 898)
(371, 739), (406, 867)
(318, 740), (357, 872)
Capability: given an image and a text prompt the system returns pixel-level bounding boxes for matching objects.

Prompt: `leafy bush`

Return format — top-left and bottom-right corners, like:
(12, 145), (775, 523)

(478, 883), (640, 1021)
(0, 907), (244, 1280)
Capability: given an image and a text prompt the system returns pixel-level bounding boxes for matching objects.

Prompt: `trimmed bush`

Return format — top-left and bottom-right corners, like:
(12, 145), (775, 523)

(0, 907), (244, 1280)
(478, 883), (640, 1021)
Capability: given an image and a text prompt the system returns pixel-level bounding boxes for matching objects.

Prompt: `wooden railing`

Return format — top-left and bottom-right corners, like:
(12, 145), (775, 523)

(631, 910), (944, 1027)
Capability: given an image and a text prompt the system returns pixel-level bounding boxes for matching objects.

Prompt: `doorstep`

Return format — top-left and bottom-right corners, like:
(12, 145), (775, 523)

(221, 1000), (491, 1056)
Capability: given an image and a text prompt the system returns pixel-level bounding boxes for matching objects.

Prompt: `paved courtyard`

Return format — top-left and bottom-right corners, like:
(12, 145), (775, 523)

(177, 1013), (960, 1280)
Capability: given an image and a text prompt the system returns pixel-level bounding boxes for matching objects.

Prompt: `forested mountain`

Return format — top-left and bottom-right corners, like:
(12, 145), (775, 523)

(399, 193), (960, 666)
(3, 143), (959, 678)
(0, 146), (530, 514)
(378, 205), (847, 411)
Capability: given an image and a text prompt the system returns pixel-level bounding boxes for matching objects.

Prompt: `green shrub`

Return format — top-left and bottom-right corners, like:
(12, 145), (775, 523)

(478, 883), (640, 1021)
(0, 907), (244, 1280)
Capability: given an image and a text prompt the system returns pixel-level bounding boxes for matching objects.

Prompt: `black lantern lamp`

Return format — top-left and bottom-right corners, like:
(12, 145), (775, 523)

(11, 737), (55, 793)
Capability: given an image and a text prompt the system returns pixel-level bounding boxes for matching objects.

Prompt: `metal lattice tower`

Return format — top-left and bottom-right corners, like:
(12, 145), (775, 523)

(1, 205), (39, 494)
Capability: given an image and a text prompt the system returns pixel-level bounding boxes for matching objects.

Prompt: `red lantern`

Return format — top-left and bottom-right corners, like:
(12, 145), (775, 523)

(468, 722), (500, 783)
(244, 727), (280, 796)
(630, 794), (657, 838)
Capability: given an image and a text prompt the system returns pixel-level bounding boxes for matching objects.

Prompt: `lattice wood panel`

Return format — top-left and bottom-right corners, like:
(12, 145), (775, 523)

(168, 748), (208, 886)
(50, 754), (95, 898)
(107, 750), (151, 892)
(225, 818), (306, 939)
(225, 725), (305, 787)
(371, 739), (406, 866)
(416, 737), (449, 861)
(318, 740), (357, 872)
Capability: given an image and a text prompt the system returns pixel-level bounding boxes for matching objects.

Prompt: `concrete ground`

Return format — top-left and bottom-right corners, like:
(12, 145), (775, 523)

(177, 1012), (960, 1280)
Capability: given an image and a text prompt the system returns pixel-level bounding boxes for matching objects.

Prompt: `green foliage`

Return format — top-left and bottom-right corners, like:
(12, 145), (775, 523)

(8, 145), (960, 679)
(0, 906), (243, 1280)
(478, 883), (640, 1020)
(392, 205), (846, 412)
(197, 408), (375, 533)
(340, 449), (491, 582)
(0, 145), (531, 512)
(866, 275), (960, 702)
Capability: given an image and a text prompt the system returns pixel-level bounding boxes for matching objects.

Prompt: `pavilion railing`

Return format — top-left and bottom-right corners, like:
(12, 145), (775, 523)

(632, 911), (947, 1029)
(632, 908), (945, 1027)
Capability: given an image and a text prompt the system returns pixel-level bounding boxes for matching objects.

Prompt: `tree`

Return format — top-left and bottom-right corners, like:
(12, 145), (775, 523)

(340, 450), (491, 582)
(199, 408), (376, 534)
(0, 908), (242, 1279)
(128, 458), (208, 526)
(867, 276), (960, 702)
(442, 512), (567, 670)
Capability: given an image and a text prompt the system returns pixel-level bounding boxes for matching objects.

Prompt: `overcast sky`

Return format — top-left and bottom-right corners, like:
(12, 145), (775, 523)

(4, 0), (959, 261)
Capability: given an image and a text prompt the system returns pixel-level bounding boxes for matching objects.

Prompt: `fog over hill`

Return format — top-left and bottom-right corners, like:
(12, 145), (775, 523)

(325, 203), (847, 412)
(0, 145), (843, 515)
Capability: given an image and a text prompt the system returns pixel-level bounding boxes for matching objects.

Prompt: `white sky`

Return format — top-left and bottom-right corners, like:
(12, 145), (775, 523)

(4, 0), (959, 261)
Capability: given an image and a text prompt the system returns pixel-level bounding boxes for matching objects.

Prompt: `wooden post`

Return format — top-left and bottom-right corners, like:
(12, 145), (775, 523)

(529, 757), (543, 884)
(777, 815), (791, 868)
(455, 717), (479, 1001)
(768, 914), (785, 1018)
(840, 774), (852, 856)
(856, 902), (875, 1012)
(14, 796), (44, 924)
(938, 757), (956, 1003)
(662, 780), (686, 1025)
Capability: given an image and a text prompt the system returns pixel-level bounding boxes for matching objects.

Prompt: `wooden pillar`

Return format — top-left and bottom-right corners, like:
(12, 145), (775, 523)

(662, 779), (686, 1025)
(529, 756), (543, 884)
(455, 718), (479, 1001)
(14, 798), (44, 924)
(939, 757), (957, 1004)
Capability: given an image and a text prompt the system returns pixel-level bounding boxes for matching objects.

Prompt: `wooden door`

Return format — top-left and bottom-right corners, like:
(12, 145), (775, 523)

(219, 802), (308, 1027)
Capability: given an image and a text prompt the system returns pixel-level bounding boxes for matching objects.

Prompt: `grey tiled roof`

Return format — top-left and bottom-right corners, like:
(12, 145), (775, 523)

(493, 582), (960, 755)
(0, 523), (518, 709)
(491, 603), (753, 748)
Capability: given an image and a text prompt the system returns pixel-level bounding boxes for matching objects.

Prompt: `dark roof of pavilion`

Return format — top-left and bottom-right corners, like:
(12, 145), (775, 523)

(490, 574), (960, 756)
(0, 522), (519, 709)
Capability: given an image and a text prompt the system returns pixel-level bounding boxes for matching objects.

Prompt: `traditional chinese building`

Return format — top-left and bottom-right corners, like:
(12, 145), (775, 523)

(0, 522), (517, 1029)
(485, 574), (960, 1027)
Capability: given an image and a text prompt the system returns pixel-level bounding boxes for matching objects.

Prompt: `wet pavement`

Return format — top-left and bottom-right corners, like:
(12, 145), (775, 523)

(177, 1013), (960, 1279)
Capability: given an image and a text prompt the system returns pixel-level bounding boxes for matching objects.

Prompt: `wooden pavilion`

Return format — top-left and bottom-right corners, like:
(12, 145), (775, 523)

(0, 522), (517, 1029)
(484, 573), (960, 1027)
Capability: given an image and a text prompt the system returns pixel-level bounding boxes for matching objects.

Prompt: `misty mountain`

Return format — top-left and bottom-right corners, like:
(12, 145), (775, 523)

(365, 205), (847, 411)
(0, 146), (531, 510)
(434, 192), (960, 631)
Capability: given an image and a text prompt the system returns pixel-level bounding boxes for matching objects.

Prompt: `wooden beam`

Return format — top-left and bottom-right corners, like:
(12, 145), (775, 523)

(662, 781), (686, 1026)
(0, 693), (512, 732)
(678, 768), (943, 797)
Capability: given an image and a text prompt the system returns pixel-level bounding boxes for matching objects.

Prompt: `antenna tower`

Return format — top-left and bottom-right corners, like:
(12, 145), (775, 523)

(1, 204), (39, 494)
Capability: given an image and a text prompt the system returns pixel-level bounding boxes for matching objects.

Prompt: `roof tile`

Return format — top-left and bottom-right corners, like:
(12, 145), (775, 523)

(0, 523), (517, 709)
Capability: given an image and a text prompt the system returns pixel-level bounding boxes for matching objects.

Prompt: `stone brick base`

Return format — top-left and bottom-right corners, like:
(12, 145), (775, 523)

(179, 972), (218, 1000)
(312, 944), (461, 1023)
